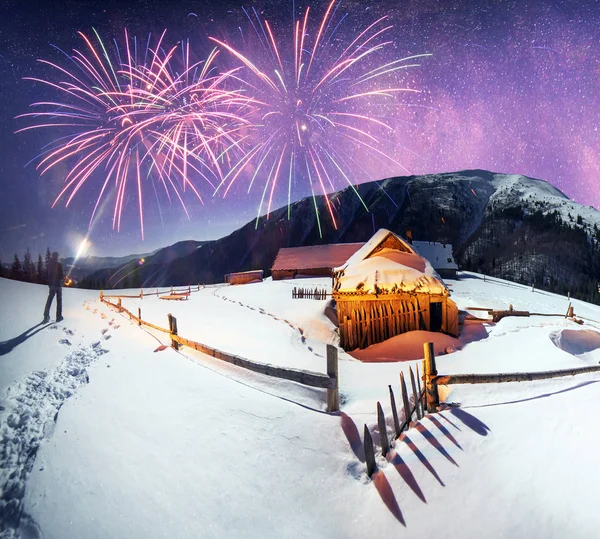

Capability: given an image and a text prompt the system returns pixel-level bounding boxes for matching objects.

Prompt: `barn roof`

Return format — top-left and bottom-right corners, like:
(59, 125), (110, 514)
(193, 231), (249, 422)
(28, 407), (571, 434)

(334, 229), (449, 296)
(272, 243), (364, 272)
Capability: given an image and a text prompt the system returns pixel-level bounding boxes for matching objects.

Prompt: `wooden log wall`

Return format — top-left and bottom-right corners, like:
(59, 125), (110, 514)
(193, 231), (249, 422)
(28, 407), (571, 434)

(336, 295), (424, 350)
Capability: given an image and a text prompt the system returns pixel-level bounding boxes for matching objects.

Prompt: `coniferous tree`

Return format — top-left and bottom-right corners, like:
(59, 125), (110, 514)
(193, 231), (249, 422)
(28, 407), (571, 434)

(23, 248), (35, 282)
(36, 254), (44, 284)
(11, 254), (23, 281)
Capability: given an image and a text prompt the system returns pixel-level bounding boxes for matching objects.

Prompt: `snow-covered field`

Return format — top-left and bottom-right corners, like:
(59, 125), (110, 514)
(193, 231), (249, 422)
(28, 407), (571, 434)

(1, 273), (600, 538)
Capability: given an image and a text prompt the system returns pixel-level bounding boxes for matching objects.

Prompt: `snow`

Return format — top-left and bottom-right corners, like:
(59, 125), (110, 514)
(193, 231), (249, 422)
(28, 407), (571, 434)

(1, 272), (600, 538)
(491, 173), (600, 231)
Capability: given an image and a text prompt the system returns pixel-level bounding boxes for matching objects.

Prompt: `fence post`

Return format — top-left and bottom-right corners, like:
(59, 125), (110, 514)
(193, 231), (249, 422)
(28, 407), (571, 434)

(138, 307), (141, 326)
(140, 290), (143, 300)
(409, 367), (422, 420)
(188, 285), (191, 294)
(170, 285), (173, 295)
(417, 363), (425, 414)
(100, 290), (103, 302)
(377, 402), (390, 457)
(168, 313), (179, 350)
(117, 298), (122, 313)
(388, 385), (402, 437)
(400, 371), (412, 428)
(326, 344), (339, 412)
(364, 425), (376, 477)
(423, 342), (439, 413)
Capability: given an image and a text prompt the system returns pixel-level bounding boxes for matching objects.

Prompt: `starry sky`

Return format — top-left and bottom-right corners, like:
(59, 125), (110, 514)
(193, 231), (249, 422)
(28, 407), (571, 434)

(1, 0), (599, 260)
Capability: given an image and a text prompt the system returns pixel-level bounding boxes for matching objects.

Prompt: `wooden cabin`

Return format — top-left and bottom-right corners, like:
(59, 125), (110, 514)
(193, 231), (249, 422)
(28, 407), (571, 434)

(271, 243), (363, 280)
(225, 270), (264, 285)
(411, 241), (459, 279)
(332, 229), (458, 351)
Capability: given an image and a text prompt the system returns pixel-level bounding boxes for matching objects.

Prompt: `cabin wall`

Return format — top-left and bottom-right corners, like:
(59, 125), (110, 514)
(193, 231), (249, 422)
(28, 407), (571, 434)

(272, 267), (333, 280)
(336, 294), (425, 351)
(335, 293), (458, 351)
(227, 271), (264, 285)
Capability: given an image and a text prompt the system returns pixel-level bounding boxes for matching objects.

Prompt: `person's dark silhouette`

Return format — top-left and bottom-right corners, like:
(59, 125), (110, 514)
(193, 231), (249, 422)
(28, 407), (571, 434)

(43, 252), (63, 323)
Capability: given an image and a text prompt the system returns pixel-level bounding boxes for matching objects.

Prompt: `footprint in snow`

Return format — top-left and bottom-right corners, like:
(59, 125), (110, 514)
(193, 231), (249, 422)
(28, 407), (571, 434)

(103, 334), (112, 341)
(59, 338), (71, 346)
(101, 329), (108, 335)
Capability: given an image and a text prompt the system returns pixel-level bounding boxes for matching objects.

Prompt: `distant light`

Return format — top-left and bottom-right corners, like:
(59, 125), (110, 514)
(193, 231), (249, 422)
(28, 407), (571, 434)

(138, 258), (145, 265)
(300, 124), (307, 131)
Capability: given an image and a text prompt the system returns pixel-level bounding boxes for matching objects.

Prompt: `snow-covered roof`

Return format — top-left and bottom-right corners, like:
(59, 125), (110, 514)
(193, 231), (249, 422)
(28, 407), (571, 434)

(272, 243), (364, 271)
(412, 241), (458, 270)
(334, 229), (449, 296)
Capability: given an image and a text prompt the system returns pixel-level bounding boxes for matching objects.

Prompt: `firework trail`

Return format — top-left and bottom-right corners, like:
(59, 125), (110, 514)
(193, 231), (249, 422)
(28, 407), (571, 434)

(17, 30), (253, 239)
(211, 0), (431, 232)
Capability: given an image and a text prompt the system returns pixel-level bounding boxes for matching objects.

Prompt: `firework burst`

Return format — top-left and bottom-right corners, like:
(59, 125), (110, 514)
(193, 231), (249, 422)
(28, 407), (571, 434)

(17, 30), (253, 239)
(211, 1), (431, 232)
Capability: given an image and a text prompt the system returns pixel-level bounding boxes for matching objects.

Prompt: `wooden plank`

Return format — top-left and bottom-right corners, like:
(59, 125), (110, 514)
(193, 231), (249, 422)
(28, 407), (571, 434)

(377, 402), (390, 457)
(175, 334), (336, 389)
(409, 367), (422, 420)
(326, 345), (340, 412)
(435, 365), (600, 385)
(400, 371), (412, 428)
(364, 425), (377, 477)
(389, 385), (402, 438)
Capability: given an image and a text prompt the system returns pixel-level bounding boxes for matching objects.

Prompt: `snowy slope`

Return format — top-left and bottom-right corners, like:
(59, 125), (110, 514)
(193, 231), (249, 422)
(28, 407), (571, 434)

(1, 275), (600, 538)
(490, 173), (600, 230)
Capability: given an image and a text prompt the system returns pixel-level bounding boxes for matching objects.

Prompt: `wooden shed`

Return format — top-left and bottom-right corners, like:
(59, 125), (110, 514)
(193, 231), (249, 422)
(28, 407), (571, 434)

(332, 229), (458, 351)
(271, 243), (364, 280)
(225, 270), (264, 285)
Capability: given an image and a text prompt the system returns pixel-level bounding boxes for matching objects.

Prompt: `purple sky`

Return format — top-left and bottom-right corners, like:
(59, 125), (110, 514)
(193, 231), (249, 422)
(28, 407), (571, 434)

(1, 0), (599, 259)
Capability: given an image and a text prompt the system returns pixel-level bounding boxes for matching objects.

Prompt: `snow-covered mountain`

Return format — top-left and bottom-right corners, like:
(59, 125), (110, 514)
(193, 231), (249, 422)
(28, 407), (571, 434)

(81, 170), (600, 302)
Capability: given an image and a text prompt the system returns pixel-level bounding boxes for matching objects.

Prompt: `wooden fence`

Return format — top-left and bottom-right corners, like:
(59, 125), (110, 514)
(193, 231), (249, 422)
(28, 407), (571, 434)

(421, 342), (600, 412)
(101, 284), (201, 300)
(362, 340), (600, 477)
(99, 292), (340, 412)
(363, 363), (425, 477)
(292, 287), (329, 300)
(338, 297), (425, 351)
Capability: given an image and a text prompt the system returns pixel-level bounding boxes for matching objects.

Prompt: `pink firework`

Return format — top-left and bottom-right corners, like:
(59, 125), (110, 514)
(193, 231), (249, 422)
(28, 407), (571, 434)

(211, 1), (431, 233)
(17, 29), (253, 239)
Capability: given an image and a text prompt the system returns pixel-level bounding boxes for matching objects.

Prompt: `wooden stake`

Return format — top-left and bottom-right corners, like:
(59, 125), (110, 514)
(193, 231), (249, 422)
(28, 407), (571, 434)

(100, 290), (103, 301)
(117, 298), (122, 313)
(400, 371), (412, 428)
(416, 363), (424, 417)
(326, 344), (339, 412)
(409, 367), (422, 420)
(138, 307), (141, 326)
(140, 290), (143, 300)
(377, 402), (390, 457)
(168, 313), (179, 350)
(388, 385), (401, 437)
(364, 425), (376, 477)
(423, 342), (439, 413)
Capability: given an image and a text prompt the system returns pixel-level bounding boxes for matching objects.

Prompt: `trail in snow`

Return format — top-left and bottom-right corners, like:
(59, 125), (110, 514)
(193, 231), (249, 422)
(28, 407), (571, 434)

(0, 325), (108, 539)
(211, 287), (324, 357)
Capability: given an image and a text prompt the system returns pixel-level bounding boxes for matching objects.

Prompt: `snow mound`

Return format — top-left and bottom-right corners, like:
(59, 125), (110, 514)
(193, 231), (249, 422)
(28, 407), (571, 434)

(349, 330), (460, 362)
(550, 329), (600, 360)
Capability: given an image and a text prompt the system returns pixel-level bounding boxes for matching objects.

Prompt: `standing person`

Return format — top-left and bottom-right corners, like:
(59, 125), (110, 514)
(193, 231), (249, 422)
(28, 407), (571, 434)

(43, 252), (63, 323)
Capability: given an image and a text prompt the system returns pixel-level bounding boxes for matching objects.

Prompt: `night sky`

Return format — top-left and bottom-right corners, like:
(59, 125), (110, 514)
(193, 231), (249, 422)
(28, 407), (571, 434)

(1, 0), (599, 260)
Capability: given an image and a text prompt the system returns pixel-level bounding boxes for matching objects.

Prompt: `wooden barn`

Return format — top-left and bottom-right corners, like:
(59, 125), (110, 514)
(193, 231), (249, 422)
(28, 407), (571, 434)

(271, 243), (363, 280)
(225, 270), (264, 285)
(332, 229), (459, 351)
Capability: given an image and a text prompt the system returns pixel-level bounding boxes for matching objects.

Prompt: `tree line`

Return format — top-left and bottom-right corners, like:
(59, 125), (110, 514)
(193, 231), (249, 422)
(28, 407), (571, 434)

(0, 248), (57, 284)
